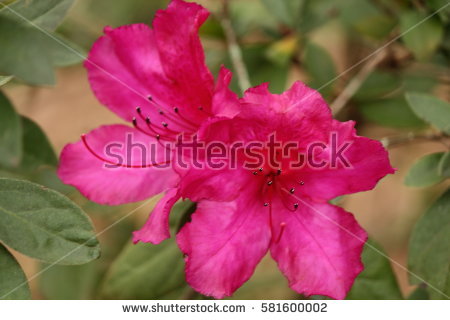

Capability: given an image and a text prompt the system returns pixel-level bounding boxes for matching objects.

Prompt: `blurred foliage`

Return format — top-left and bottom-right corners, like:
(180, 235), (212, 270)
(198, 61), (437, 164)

(0, 0), (449, 300)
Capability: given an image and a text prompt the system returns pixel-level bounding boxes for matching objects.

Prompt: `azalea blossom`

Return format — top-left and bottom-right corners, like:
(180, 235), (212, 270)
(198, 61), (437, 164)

(57, 0), (395, 300)
(173, 82), (395, 299)
(58, 0), (237, 244)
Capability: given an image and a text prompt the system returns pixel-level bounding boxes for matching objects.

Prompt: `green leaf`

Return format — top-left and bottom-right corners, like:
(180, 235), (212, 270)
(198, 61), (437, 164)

(400, 11), (444, 61)
(0, 243), (31, 299)
(359, 97), (426, 128)
(438, 152), (450, 179)
(19, 116), (57, 171)
(100, 238), (186, 299)
(48, 34), (84, 67)
(408, 285), (429, 300)
(0, 91), (22, 168)
(405, 152), (446, 187)
(409, 189), (450, 299)
(406, 92), (450, 134)
(0, 178), (100, 265)
(40, 262), (102, 299)
(0, 0), (82, 85)
(0, 0), (75, 31)
(346, 239), (403, 299)
(303, 42), (337, 98)
(260, 0), (303, 27)
(0, 16), (55, 85)
(354, 71), (401, 101)
(0, 75), (13, 86)
(339, 0), (395, 39)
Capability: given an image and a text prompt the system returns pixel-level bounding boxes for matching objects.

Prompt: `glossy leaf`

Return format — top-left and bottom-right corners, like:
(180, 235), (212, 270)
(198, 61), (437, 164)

(405, 153), (446, 187)
(400, 11), (443, 61)
(100, 238), (186, 299)
(359, 97), (425, 128)
(406, 92), (450, 134)
(346, 239), (403, 300)
(0, 91), (22, 168)
(0, 243), (31, 300)
(0, 178), (100, 265)
(260, 0), (303, 27)
(409, 189), (450, 299)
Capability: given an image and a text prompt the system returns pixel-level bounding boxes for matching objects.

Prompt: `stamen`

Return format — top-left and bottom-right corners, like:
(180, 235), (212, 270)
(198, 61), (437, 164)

(267, 180), (273, 186)
(299, 181), (305, 185)
(263, 202), (269, 207)
(259, 168), (263, 172)
(147, 95), (153, 101)
(277, 169), (282, 175)
(162, 122), (168, 128)
(173, 107), (179, 113)
(293, 203), (299, 209)
(253, 171), (258, 175)
(290, 188), (295, 194)
(81, 134), (170, 168)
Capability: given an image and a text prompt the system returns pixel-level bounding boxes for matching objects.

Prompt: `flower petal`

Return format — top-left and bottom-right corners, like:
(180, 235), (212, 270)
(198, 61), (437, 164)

(133, 188), (180, 244)
(270, 198), (367, 299)
(58, 124), (178, 205)
(177, 194), (271, 298)
(297, 120), (395, 201)
(86, 0), (214, 126)
(153, 0), (214, 113)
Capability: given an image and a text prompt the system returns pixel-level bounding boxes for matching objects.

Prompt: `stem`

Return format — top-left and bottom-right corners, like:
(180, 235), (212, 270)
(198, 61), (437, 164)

(330, 49), (388, 115)
(381, 132), (450, 149)
(219, 0), (251, 93)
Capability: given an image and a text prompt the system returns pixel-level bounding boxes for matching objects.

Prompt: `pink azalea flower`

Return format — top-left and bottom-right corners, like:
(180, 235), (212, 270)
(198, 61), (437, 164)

(58, 0), (238, 245)
(173, 82), (395, 299)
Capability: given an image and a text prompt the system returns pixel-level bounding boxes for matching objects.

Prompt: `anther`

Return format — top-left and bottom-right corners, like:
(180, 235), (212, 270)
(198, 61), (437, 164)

(136, 106), (142, 114)
(198, 106), (203, 111)
(145, 117), (151, 124)
(277, 169), (282, 175)
(253, 171), (258, 175)
(290, 188), (295, 194)
(299, 181), (305, 185)
(147, 95), (153, 101)
(162, 122), (168, 128)
(267, 180), (273, 186)
(159, 110), (164, 115)
(264, 203), (269, 207)
(156, 134), (160, 140)
(259, 168), (263, 172)
(293, 203), (299, 209)
(132, 117), (137, 126)
(173, 107), (179, 113)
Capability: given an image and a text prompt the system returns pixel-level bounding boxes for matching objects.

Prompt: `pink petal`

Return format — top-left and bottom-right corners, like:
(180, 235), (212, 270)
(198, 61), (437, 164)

(270, 198), (367, 299)
(133, 188), (180, 244)
(86, 0), (214, 126)
(153, 0), (214, 113)
(58, 125), (178, 205)
(298, 120), (395, 201)
(177, 195), (271, 298)
(210, 66), (240, 118)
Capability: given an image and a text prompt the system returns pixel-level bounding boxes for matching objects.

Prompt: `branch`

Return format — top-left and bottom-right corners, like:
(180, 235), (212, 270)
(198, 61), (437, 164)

(219, 0), (251, 93)
(381, 132), (450, 149)
(331, 49), (388, 115)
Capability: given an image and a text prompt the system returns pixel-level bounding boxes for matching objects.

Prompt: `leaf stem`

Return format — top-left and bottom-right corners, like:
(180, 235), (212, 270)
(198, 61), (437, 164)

(331, 49), (388, 115)
(219, 0), (251, 93)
